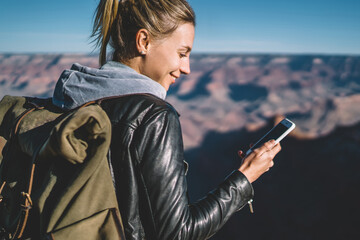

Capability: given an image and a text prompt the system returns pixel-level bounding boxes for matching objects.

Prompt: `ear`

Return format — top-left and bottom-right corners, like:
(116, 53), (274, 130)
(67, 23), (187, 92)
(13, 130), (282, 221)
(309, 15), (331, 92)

(136, 29), (150, 55)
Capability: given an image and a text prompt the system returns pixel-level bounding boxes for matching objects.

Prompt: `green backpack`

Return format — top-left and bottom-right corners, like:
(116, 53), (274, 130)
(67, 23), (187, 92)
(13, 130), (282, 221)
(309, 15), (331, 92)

(0, 96), (125, 240)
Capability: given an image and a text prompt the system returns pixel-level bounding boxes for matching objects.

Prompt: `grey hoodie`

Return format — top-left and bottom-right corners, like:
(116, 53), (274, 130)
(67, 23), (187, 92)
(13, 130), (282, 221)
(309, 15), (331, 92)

(52, 61), (167, 110)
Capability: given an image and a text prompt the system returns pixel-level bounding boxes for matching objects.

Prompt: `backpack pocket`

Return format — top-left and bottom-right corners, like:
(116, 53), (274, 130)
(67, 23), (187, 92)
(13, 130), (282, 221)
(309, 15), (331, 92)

(49, 208), (125, 240)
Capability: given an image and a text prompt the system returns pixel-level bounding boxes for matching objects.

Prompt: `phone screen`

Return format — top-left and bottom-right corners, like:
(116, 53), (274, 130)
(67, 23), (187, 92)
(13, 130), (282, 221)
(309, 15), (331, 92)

(252, 123), (288, 149)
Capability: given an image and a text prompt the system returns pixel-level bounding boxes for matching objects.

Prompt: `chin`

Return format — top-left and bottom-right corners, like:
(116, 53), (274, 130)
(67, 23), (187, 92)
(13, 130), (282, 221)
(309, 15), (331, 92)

(163, 82), (171, 91)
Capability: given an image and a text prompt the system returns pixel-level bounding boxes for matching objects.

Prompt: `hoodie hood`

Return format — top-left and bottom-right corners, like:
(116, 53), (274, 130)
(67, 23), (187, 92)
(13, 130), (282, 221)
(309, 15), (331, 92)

(52, 61), (167, 110)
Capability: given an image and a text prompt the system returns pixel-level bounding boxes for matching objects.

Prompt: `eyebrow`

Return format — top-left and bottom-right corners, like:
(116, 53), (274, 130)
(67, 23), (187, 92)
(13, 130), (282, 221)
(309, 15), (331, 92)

(180, 46), (192, 53)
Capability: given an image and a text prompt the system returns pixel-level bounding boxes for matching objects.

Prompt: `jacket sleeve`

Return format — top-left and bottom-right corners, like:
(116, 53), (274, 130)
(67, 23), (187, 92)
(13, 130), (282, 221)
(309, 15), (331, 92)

(134, 108), (254, 240)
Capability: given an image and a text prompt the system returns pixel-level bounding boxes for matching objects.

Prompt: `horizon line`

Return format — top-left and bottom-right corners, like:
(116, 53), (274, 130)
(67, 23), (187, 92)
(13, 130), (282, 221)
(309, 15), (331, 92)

(1, 51), (359, 57)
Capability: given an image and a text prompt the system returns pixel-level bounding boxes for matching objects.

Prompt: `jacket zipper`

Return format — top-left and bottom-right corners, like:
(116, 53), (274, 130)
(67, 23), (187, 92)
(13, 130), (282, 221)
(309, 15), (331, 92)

(248, 199), (254, 213)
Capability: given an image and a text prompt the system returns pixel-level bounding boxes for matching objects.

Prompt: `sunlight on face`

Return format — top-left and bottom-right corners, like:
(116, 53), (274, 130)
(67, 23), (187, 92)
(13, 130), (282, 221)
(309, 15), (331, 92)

(141, 23), (195, 91)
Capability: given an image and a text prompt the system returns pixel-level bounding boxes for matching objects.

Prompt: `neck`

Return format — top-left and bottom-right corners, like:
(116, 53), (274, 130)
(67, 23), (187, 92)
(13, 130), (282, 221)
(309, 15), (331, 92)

(120, 56), (143, 75)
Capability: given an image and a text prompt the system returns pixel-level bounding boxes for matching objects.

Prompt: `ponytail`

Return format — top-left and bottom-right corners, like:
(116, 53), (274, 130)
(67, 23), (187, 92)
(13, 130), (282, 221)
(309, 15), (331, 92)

(91, 0), (119, 66)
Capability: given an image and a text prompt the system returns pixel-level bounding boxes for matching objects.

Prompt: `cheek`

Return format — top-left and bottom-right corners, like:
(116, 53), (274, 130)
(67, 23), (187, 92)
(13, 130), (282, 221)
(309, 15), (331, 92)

(144, 45), (180, 80)
(142, 60), (167, 83)
(170, 56), (181, 70)
(143, 54), (163, 78)
(163, 53), (181, 74)
(153, 55), (178, 77)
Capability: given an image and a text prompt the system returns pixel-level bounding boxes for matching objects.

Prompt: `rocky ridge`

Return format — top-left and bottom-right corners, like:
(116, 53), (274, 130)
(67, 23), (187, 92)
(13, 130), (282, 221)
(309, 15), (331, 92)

(1, 53), (359, 150)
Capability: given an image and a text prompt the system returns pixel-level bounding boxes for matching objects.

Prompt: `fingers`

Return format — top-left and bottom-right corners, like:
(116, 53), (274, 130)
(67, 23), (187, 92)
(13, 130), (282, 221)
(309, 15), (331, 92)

(266, 142), (281, 159)
(238, 140), (281, 165)
(265, 143), (281, 170)
(269, 160), (274, 168)
(238, 140), (282, 183)
(266, 160), (275, 171)
(254, 140), (281, 167)
(263, 139), (276, 151)
(258, 140), (282, 154)
(272, 143), (282, 155)
(252, 139), (275, 156)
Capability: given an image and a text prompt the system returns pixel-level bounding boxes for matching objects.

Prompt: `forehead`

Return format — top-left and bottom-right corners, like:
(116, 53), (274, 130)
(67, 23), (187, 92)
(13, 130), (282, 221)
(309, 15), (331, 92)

(158, 23), (195, 49)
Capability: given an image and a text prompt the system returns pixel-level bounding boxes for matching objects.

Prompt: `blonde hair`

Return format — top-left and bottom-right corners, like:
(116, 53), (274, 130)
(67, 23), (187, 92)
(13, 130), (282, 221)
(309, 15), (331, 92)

(91, 0), (196, 66)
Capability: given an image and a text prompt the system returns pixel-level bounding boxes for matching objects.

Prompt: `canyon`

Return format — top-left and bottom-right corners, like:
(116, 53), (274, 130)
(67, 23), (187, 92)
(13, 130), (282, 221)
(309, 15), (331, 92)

(1, 53), (359, 239)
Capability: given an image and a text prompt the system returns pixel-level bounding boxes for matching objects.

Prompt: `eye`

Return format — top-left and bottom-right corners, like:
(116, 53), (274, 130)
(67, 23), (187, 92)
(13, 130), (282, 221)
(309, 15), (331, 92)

(179, 53), (187, 58)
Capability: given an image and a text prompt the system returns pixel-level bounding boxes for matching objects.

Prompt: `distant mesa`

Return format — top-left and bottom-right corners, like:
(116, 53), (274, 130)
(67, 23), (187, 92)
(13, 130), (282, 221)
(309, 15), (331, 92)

(177, 71), (212, 100)
(228, 83), (268, 102)
(12, 81), (29, 91)
(289, 55), (314, 71)
(289, 81), (302, 90)
(1, 53), (360, 150)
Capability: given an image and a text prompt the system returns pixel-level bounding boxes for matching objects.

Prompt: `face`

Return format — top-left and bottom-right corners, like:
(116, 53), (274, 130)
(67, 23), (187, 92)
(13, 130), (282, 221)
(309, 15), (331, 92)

(139, 23), (195, 91)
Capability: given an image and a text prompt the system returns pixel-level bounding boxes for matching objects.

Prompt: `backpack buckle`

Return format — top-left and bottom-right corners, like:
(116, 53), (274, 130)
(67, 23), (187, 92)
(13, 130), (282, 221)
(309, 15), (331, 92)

(0, 182), (5, 203)
(21, 192), (33, 208)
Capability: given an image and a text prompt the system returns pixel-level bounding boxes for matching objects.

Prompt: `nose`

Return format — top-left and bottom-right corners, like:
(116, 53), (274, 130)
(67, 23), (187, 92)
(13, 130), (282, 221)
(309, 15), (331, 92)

(180, 58), (191, 75)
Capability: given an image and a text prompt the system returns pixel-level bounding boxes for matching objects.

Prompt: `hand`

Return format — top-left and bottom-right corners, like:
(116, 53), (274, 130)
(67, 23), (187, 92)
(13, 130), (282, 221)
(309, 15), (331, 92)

(238, 140), (281, 183)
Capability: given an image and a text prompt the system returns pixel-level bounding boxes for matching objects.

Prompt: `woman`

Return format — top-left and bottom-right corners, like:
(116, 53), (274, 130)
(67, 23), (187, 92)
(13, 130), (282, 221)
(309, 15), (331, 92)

(52, 0), (281, 239)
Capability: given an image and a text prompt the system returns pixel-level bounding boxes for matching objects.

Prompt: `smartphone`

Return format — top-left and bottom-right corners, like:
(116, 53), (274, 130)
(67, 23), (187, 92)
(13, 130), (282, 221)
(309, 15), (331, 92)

(246, 118), (296, 155)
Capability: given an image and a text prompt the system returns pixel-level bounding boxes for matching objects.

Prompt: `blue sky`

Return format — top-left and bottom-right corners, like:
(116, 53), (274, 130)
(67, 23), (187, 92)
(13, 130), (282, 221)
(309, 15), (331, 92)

(0, 0), (359, 54)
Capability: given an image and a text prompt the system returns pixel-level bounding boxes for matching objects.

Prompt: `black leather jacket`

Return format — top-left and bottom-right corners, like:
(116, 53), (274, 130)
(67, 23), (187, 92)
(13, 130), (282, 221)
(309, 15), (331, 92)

(101, 94), (254, 240)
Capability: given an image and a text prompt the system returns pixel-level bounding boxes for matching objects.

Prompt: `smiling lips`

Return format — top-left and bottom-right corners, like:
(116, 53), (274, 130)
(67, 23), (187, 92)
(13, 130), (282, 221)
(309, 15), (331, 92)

(171, 74), (178, 84)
